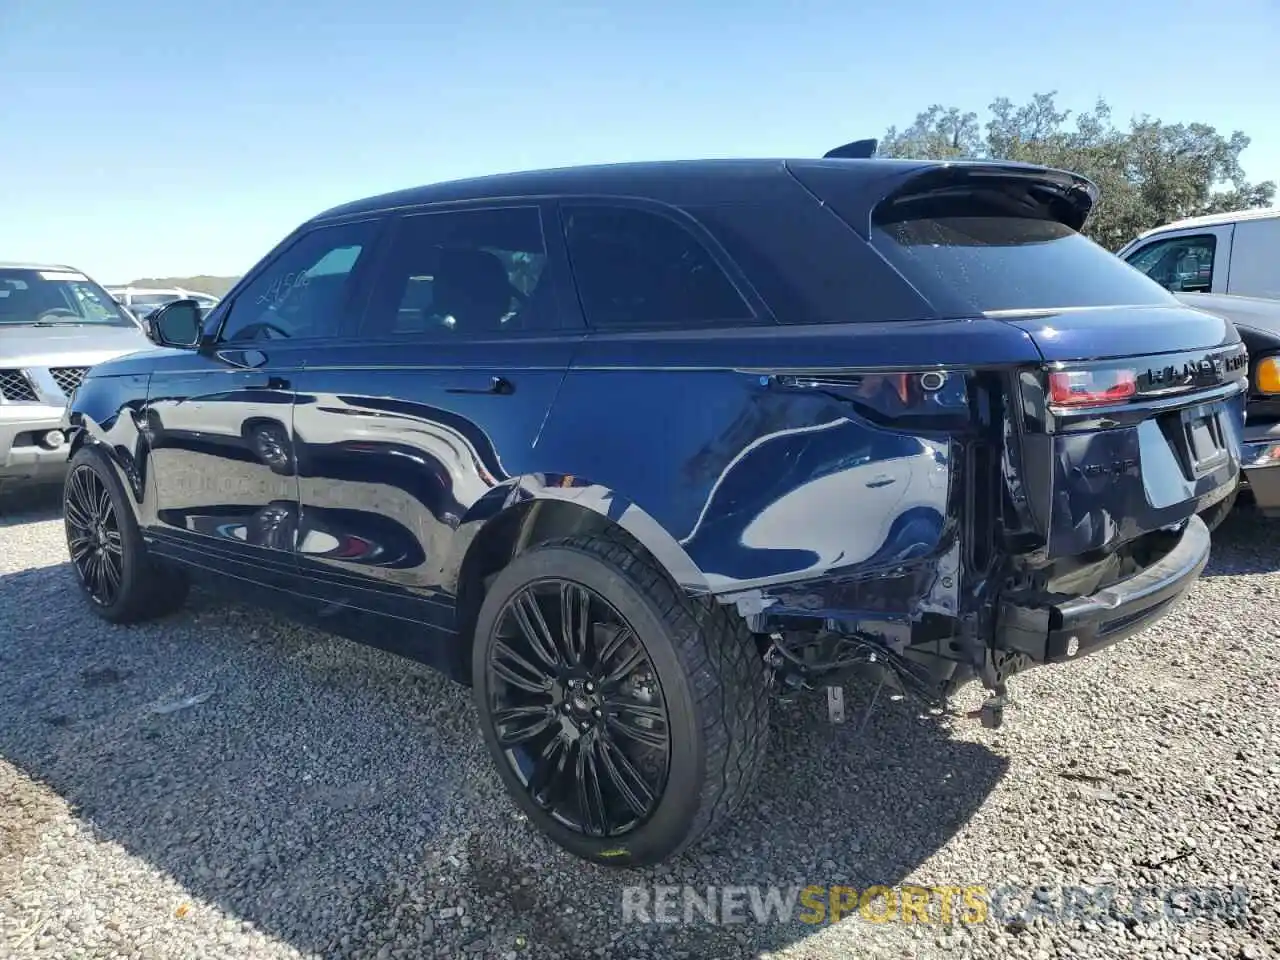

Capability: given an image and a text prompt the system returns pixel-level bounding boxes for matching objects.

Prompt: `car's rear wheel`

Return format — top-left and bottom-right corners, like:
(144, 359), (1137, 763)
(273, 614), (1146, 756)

(63, 445), (189, 623)
(472, 534), (770, 866)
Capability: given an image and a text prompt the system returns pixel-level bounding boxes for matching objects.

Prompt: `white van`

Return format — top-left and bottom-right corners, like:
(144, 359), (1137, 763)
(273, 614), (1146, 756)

(1117, 207), (1280, 300)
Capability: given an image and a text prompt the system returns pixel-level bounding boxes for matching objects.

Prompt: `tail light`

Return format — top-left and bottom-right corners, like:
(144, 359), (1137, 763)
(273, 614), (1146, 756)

(1047, 368), (1137, 408)
(768, 368), (971, 427)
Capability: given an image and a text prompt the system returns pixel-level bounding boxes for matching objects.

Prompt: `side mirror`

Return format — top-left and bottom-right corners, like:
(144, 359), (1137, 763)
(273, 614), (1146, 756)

(147, 299), (203, 348)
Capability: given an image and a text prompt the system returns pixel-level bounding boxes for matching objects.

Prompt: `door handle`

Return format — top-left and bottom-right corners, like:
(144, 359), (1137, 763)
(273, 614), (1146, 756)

(216, 348), (269, 369)
(446, 375), (514, 396)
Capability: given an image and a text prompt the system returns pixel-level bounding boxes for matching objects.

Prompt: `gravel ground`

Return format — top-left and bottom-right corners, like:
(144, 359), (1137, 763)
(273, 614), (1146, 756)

(1, 485), (1277, 960)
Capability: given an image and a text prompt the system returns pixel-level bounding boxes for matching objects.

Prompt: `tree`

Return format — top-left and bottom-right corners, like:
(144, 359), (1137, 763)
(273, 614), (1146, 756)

(877, 92), (1276, 251)
(880, 105), (982, 161)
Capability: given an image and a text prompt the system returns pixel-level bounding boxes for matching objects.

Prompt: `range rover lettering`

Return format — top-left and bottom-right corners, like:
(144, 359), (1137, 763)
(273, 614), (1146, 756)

(63, 147), (1247, 866)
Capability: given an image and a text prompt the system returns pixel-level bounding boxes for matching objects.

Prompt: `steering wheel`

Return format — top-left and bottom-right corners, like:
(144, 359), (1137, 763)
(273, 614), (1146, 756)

(231, 321), (291, 341)
(35, 308), (80, 322)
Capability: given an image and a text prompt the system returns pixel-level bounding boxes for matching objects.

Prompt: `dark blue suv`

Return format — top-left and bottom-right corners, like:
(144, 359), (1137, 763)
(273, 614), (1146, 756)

(63, 151), (1247, 866)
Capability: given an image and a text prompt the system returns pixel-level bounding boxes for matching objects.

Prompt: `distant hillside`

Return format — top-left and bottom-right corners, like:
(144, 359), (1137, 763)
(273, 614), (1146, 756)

(123, 275), (240, 296)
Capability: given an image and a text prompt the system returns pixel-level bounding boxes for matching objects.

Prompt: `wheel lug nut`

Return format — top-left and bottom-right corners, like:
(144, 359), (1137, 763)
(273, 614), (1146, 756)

(584, 681), (595, 693)
(592, 708), (602, 719)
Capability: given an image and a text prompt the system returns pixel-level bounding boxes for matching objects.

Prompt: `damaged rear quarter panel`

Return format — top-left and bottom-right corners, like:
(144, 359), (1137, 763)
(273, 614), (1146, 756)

(535, 322), (1041, 623)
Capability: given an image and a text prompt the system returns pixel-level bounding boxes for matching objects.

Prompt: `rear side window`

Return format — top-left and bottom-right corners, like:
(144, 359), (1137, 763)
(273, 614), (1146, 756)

(563, 205), (754, 330)
(872, 212), (1177, 315)
(691, 198), (931, 324)
(1124, 234), (1217, 293)
(359, 205), (557, 340)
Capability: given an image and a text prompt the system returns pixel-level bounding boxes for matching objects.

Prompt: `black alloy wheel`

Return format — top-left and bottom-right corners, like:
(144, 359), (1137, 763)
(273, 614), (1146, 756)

(473, 535), (770, 867)
(62, 445), (190, 623)
(64, 464), (124, 606)
(486, 578), (671, 838)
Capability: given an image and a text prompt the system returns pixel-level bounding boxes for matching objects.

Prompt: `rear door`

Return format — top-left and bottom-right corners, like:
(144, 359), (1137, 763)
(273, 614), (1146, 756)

(142, 218), (384, 587)
(287, 202), (583, 654)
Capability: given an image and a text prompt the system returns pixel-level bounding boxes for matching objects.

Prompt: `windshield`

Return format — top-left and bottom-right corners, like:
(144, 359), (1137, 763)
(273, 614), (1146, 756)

(870, 215), (1178, 316)
(0, 268), (136, 327)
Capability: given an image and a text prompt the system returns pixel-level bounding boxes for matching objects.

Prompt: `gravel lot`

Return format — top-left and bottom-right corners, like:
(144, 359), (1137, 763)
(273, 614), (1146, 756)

(1, 485), (1277, 960)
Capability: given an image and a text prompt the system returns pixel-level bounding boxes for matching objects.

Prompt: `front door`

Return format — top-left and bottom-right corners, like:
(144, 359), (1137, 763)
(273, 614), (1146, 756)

(287, 202), (584, 660)
(141, 217), (385, 587)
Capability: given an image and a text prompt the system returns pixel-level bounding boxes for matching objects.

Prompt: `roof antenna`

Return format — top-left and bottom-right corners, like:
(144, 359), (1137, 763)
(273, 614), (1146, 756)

(823, 139), (878, 160)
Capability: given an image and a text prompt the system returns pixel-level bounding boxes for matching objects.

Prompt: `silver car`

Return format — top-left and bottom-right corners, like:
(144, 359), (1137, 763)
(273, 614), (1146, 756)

(0, 262), (152, 488)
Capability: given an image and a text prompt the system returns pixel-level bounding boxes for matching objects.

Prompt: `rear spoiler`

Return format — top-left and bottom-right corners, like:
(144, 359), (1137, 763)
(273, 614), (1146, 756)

(787, 159), (1101, 237)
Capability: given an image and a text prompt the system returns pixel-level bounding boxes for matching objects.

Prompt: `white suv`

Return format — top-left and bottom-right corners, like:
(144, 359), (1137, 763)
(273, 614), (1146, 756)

(107, 286), (220, 319)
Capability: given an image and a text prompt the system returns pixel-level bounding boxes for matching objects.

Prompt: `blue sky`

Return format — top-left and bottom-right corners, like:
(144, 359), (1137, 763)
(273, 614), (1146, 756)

(2, 0), (1277, 283)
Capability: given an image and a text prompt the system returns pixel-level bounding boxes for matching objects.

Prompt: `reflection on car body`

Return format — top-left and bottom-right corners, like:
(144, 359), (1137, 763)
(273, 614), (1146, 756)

(173, 499), (422, 569)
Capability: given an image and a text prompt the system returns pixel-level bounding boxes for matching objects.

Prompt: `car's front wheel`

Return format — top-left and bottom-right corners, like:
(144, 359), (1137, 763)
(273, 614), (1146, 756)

(63, 445), (189, 623)
(472, 534), (770, 866)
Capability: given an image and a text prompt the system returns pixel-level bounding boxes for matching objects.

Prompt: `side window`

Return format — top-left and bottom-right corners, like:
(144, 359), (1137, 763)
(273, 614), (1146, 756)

(219, 219), (379, 342)
(1125, 234), (1217, 293)
(562, 205), (754, 330)
(360, 206), (554, 340)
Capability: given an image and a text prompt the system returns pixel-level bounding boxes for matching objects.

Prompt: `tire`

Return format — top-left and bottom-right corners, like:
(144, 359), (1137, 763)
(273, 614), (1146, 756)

(1199, 486), (1239, 533)
(243, 420), (295, 476)
(471, 534), (770, 867)
(62, 444), (189, 623)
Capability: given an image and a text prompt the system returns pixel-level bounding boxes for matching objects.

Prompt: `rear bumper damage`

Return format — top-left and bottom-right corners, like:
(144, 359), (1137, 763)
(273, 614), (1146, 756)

(731, 410), (1234, 726)
(722, 348), (1244, 728)
(744, 516), (1212, 724)
(996, 514), (1209, 665)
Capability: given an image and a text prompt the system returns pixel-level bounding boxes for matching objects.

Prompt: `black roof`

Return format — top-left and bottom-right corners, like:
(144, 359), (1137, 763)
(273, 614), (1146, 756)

(310, 157), (947, 222)
(308, 156), (1100, 235)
